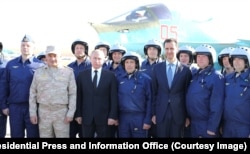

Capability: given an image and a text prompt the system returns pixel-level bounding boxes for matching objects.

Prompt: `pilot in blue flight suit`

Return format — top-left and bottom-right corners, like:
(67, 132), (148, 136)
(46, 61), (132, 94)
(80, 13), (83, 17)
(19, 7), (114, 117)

(141, 39), (162, 138)
(0, 42), (8, 138)
(1, 35), (44, 138)
(186, 44), (225, 138)
(68, 39), (91, 79)
(68, 39), (91, 138)
(177, 45), (198, 73)
(176, 45), (197, 138)
(106, 44), (126, 78)
(141, 39), (163, 78)
(217, 47), (235, 76)
(222, 47), (250, 138)
(103, 44), (127, 138)
(117, 54), (152, 138)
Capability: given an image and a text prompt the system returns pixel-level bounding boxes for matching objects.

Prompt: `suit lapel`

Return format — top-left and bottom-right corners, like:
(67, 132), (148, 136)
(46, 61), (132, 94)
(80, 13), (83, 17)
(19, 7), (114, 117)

(161, 62), (171, 90)
(171, 61), (183, 86)
(87, 69), (95, 90)
(96, 69), (105, 89)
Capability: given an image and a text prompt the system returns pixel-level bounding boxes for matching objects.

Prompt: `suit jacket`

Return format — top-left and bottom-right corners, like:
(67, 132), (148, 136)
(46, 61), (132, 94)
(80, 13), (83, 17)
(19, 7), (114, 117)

(152, 61), (192, 125)
(76, 68), (118, 125)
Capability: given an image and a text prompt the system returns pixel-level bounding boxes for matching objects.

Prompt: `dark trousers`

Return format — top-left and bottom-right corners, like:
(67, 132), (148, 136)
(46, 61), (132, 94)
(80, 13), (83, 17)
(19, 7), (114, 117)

(108, 125), (118, 138)
(183, 125), (191, 138)
(148, 123), (157, 138)
(156, 105), (183, 138)
(81, 120), (110, 138)
(70, 120), (82, 138)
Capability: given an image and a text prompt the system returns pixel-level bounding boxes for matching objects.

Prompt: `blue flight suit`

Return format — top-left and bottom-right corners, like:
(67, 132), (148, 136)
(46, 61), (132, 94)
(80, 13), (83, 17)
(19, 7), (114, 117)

(117, 71), (152, 138)
(102, 60), (111, 70)
(141, 58), (162, 77)
(184, 64), (198, 138)
(68, 58), (91, 79)
(1, 56), (44, 138)
(223, 69), (250, 138)
(0, 59), (7, 138)
(68, 57), (91, 138)
(186, 66), (224, 138)
(140, 58), (162, 138)
(105, 62), (126, 78)
(103, 62), (126, 137)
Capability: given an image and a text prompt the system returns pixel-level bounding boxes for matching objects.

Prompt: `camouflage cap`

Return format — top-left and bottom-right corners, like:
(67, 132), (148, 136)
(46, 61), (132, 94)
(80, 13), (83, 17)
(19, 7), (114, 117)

(45, 45), (60, 55)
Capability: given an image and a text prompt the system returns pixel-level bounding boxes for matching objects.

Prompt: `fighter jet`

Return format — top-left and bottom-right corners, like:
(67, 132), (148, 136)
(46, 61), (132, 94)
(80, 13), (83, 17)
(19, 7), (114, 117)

(90, 3), (250, 69)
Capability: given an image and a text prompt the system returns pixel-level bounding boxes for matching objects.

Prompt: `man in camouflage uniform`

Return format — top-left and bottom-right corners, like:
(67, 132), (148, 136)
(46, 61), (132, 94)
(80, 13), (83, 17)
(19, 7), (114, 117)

(29, 45), (76, 138)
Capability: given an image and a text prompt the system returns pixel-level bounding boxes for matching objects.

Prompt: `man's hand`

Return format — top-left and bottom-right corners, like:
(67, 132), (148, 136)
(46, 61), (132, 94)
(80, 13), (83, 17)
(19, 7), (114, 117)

(107, 118), (117, 125)
(207, 130), (216, 136)
(2, 108), (9, 116)
(75, 117), (82, 124)
(30, 116), (38, 124)
(152, 115), (156, 124)
(64, 117), (73, 124)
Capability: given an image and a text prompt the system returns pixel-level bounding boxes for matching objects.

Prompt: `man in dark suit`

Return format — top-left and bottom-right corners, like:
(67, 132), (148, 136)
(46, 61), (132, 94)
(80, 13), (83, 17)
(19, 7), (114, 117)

(151, 38), (192, 138)
(75, 49), (118, 138)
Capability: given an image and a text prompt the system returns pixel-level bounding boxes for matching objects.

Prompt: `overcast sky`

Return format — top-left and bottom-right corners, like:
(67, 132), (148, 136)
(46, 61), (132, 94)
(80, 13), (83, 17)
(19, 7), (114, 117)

(0, 0), (249, 53)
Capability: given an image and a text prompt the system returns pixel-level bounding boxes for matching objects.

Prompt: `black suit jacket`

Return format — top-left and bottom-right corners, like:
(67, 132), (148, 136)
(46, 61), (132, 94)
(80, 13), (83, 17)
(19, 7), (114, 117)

(76, 68), (118, 125)
(152, 61), (192, 125)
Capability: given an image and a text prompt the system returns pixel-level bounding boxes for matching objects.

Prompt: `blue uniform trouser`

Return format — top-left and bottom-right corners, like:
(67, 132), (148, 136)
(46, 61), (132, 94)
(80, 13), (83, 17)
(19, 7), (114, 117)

(223, 120), (250, 138)
(190, 120), (218, 138)
(9, 103), (39, 138)
(118, 112), (147, 138)
(0, 111), (7, 138)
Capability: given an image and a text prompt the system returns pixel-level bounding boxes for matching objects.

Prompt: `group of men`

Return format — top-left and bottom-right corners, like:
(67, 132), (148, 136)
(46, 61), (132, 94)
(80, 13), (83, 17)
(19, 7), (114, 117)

(0, 34), (250, 138)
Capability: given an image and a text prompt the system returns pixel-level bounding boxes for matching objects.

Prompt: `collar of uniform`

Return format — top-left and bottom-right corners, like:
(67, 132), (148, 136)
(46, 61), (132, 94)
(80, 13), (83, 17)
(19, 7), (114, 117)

(227, 72), (235, 79)
(44, 64), (64, 69)
(109, 63), (123, 71)
(17, 55), (35, 64)
(198, 65), (213, 74)
(235, 69), (249, 79)
(57, 64), (65, 69)
(145, 58), (160, 65)
(120, 71), (127, 78)
(73, 59), (86, 66)
(166, 60), (177, 66)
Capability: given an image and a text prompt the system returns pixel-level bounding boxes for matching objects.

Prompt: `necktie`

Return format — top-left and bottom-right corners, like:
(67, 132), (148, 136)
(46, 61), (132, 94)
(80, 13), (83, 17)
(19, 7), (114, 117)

(167, 63), (173, 87)
(93, 70), (98, 88)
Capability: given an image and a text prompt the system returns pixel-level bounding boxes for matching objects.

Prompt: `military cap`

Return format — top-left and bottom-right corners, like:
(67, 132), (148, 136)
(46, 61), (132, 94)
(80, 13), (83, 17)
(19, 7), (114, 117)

(45, 45), (60, 55)
(21, 34), (34, 43)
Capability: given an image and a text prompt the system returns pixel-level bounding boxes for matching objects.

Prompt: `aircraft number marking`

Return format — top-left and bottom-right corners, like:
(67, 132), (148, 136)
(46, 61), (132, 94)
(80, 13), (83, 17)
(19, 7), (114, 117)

(160, 25), (178, 40)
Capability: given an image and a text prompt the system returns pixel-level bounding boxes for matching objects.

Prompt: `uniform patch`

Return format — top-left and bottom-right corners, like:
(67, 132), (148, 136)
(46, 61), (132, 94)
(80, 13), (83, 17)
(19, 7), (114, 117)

(120, 81), (125, 84)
